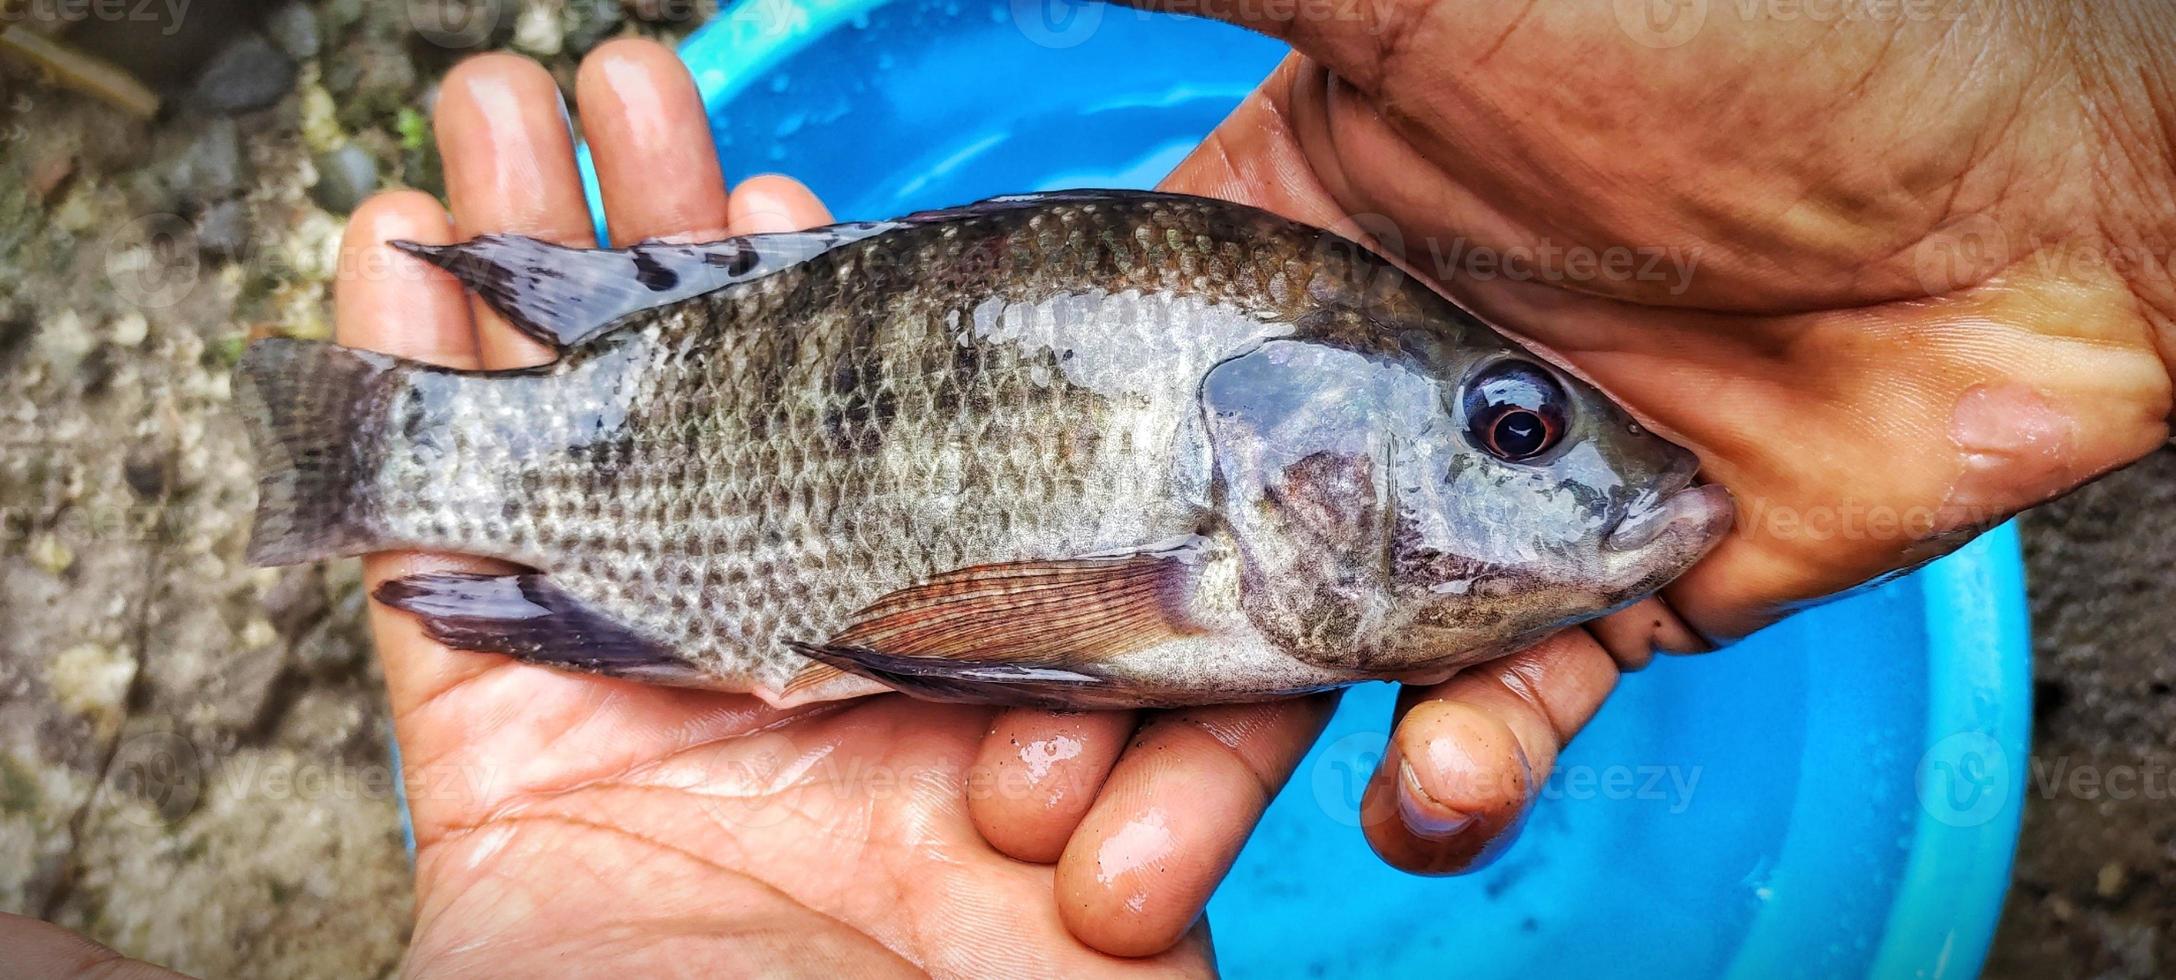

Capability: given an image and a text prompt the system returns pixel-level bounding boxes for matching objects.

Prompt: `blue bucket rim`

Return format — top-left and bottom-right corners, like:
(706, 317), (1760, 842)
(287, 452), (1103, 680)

(569, 6), (2034, 972)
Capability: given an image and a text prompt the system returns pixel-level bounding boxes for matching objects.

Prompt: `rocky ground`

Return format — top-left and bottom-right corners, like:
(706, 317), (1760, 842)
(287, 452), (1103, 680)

(0, 2), (693, 975)
(0, 1), (2168, 977)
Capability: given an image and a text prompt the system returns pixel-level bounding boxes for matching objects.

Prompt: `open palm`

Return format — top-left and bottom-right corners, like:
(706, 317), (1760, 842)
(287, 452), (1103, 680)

(341, 42), (1233, 975)
(339, 6), (2176, 968)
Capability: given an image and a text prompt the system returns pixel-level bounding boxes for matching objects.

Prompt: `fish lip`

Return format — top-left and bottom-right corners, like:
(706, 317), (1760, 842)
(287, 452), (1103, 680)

(1603, 483), (1736, 554)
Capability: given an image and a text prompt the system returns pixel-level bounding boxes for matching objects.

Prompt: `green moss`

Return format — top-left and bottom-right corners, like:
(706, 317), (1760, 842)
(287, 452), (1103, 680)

(394, 108), (429, 154)
(205, 333), (248, 370)
(0, 754), (39, 813)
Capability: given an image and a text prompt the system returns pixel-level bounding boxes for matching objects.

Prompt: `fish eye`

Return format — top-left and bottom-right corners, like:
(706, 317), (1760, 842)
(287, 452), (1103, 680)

(1461, 360), (1569, 462)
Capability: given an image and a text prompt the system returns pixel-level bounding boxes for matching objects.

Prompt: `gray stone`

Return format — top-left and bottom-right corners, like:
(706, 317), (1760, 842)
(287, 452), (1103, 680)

(265, 4), (324, 61)
(165, 118), (250, 205)
(189, 34), (297, 116)
(309, 144), (380, 215)
(193, 200), (252, 260)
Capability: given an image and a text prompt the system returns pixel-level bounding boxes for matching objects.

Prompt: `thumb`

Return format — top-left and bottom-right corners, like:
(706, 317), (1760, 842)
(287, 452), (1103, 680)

(1466, 270), (2170, 641)
(0, 913), (193, 980)
(1114, 0), (1422, 92)
(1113, 0), (1676, 95)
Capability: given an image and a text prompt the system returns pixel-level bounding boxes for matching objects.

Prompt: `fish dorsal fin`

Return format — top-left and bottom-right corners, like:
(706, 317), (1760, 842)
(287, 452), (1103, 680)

(390, 226), (891, 350)
(390, 191), (1198, 351)
(890, 189), (1199, 223)
(783, 537), (1208, 705)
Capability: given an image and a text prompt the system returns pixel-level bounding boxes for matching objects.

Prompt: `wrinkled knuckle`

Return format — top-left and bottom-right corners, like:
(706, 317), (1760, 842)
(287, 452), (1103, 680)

(1165, 716), (1280, 802)
(1488, 658), (1575, 748)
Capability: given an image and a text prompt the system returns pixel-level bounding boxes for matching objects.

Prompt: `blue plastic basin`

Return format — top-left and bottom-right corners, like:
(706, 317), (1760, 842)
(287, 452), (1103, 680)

(576, 4), (2033, 975)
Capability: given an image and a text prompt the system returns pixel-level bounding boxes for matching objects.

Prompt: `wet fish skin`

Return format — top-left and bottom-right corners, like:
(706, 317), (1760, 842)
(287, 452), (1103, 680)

(237, 190), (1732, 708)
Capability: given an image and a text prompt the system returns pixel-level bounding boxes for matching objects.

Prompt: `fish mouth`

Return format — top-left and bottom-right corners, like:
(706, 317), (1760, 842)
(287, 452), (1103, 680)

(1603, 482), (1737, 555)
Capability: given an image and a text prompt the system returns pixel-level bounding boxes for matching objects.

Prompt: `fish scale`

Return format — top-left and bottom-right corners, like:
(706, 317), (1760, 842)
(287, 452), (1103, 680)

(238, 190), (1731, 708)
(418, 197), (1284, 695)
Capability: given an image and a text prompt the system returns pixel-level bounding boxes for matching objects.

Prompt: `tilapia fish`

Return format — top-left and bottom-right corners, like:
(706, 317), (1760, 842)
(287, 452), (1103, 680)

(237, 190), (1732, 709)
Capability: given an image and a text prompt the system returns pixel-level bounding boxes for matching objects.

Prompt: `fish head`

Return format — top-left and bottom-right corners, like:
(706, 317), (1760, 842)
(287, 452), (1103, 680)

(1200, 330), (1732, 675)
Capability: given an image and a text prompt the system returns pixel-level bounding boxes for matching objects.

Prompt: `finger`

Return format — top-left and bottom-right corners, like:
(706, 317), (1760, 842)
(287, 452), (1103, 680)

(435, 52), (595, 370)
(1120, 0), (1445, 97)
(0, 912), (190, 980)
(1158, 57), (1353, 231)
(334, 191), (473, 367)
(577, 38), (733, 245)
(1054, 695), (1338, 957)
(729, 173), (834, 232)
(968, 709), (1139, 864)
(1585, 596), (1710, 670)
(333, 192), (517, 718)
(1359, 630), (1618, 875)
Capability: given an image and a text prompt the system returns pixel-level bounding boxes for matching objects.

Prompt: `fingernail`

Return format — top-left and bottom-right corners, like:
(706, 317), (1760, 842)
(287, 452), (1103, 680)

(1396, 758), (1474, 840)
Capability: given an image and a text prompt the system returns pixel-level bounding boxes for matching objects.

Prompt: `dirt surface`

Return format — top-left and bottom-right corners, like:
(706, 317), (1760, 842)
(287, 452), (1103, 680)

(1990, 449), (2176, 978)
(0, 2), (2167, 977)
(0, 2), (690, 975)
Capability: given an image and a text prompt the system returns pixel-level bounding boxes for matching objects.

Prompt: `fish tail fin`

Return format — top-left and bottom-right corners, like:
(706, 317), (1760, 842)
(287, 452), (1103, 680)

(235, 338), (404, 566)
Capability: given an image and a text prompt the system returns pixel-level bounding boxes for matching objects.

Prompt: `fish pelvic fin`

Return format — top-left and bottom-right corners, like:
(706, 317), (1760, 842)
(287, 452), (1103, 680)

(787, 643), (1126, 709)
(373, 572), (716, 687)
(785, 538), (1209, 707)
(236, 338), (402, 567)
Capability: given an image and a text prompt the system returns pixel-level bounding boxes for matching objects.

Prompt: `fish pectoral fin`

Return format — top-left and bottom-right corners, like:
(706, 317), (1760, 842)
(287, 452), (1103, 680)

(373, 572), (709, 687)
(389, 226), (886, 351)
(783, 539), (1207, 707)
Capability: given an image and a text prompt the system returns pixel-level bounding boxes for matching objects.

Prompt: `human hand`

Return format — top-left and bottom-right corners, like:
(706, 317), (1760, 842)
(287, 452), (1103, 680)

(0, 913), (189, 980)
(969, 0), (2176, 933)
(342, 40), (1233, 975)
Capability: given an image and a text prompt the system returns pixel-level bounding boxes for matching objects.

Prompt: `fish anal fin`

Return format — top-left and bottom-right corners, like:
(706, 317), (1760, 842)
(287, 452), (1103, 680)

(373, 572), (710, 688)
